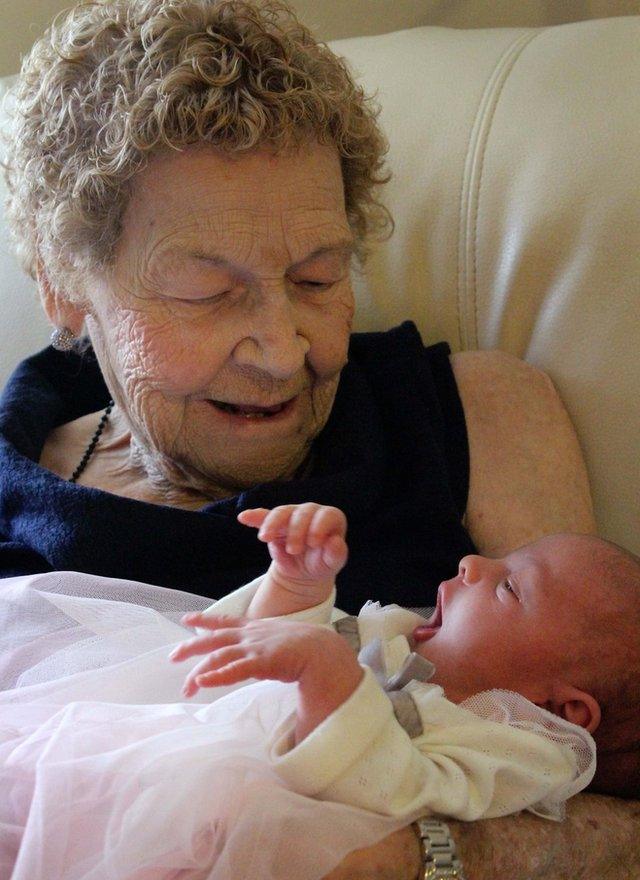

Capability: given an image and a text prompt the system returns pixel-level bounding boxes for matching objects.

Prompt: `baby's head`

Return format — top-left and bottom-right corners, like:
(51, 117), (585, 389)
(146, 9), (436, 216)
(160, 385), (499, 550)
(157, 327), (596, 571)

(413, 532), (640, 798)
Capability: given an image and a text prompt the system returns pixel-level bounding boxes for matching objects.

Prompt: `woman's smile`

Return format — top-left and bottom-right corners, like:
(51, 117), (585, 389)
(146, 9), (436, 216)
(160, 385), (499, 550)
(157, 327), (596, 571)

(202, 392), (303, 427)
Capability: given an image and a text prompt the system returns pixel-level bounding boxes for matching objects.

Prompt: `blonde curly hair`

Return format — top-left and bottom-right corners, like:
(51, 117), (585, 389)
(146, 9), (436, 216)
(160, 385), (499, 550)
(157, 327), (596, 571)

(2, 0), (392, 292)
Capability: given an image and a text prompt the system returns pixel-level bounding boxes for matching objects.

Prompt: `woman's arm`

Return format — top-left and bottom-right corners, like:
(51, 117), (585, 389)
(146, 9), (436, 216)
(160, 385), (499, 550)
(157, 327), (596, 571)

(322, 793), (640, 880)
(450, 349), (596, 556)
(450, 792), (640, 879)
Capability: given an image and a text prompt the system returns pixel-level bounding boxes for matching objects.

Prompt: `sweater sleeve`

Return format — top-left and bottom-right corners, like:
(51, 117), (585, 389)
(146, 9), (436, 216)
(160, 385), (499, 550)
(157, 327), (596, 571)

(267, 667), (583, 822)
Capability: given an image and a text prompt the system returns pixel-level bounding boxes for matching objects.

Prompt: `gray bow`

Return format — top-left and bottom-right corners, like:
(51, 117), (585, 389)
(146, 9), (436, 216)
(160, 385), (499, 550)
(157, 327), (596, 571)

(358, 638), (435, 738)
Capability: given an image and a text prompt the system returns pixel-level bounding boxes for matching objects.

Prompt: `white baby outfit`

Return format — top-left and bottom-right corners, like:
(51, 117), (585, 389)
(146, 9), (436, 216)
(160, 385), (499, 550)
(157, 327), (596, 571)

(209, 577), (596, 823)
(0, 570), (595, 880)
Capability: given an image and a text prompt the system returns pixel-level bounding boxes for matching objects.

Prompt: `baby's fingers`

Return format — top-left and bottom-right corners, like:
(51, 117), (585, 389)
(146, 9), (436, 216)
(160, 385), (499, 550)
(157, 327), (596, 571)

(307, 506), (347, 549)
(179, 612), (246, 632)
(282, 503), (326, 554)
(194, 658), (260, 689)
(300, 534), (348, 579)
(181, 646), (245, 697)
(237, 508), (270, 529)
(170, 617), (245, 662)
(255, 505), (298, 544)
(321, 533), (349, 572)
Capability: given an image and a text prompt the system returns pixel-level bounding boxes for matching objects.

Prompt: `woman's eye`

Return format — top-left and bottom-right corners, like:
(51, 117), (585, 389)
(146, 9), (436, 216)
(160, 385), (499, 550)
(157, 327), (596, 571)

(292, 279), (335, 291)
(169, 291), (229, 305)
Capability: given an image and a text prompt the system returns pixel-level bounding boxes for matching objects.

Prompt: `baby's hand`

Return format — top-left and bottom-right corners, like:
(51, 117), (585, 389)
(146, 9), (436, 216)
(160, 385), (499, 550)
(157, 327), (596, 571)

(170, 615), (362, 741)
(238, 504), (348, 610)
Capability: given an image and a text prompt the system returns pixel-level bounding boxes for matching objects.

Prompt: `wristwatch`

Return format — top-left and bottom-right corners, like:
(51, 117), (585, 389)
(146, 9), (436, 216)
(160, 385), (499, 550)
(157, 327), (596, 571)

(414, 818), (468, 880)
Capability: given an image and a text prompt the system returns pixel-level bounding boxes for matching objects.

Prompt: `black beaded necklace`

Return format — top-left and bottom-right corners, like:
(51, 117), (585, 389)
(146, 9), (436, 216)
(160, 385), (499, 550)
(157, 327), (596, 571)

(69, 400), (114, 483)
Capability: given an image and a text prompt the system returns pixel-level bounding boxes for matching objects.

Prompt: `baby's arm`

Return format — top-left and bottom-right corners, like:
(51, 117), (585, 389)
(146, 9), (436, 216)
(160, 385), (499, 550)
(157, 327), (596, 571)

(239, 504), (348, 618)
(267, 671), (584, 821)
(170, 615), (363, 742)
(179, 503), (347, 644)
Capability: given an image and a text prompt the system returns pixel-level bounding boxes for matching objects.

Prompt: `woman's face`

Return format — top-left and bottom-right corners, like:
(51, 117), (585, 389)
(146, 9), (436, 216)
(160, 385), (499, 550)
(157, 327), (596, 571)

(76, 143), (355, 493)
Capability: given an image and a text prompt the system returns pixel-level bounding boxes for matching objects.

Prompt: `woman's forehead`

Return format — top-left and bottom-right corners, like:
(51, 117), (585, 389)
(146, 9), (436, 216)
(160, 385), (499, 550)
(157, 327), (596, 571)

(131, 142), (345, 209)
(119, 143), (351, 267)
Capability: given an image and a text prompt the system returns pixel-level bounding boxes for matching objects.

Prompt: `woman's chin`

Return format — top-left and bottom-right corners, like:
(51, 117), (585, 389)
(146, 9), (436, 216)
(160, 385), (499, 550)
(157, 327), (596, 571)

(129, 394), (324, 500)
(202, 447), (311, 492)
(140, 442), (312, 502)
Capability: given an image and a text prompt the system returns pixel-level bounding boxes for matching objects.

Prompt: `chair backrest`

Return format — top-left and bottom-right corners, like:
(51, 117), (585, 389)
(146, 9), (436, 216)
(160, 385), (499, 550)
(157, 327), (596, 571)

(334, 18), (640, 554)
(1, 17), (638, 552)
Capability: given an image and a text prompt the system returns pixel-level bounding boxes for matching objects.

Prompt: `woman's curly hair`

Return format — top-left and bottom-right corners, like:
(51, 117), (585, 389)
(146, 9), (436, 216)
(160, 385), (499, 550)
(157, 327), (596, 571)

(2, 0), (392, 292)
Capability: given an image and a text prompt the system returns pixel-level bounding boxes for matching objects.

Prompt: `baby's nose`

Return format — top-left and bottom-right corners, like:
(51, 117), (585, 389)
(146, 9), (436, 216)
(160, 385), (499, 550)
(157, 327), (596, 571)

(459, 555), (479, 584)
(458, 555), (501, 586)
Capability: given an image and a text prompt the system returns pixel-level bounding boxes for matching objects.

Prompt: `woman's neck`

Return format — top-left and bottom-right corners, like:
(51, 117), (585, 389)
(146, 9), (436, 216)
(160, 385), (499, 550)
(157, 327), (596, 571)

(41, 404), (315, 509)
(40, 405), (232, 510)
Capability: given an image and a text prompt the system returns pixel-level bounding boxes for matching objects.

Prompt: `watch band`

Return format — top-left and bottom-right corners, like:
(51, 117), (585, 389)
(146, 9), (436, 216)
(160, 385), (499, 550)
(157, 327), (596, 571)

(415, 818), (468, 880)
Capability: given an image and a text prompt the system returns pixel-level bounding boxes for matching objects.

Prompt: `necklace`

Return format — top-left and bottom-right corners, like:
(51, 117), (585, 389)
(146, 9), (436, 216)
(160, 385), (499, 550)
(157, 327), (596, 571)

(69, 400), (114, 483)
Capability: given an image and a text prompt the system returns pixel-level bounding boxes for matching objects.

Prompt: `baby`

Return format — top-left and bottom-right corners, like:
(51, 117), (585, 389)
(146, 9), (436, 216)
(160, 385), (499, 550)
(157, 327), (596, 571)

(171, 502), (640, 808)
(2, 505), (639, 879)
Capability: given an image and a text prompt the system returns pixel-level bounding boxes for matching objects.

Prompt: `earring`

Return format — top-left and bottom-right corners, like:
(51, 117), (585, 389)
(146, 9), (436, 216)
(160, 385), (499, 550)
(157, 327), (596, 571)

(50, 326), (77, 352)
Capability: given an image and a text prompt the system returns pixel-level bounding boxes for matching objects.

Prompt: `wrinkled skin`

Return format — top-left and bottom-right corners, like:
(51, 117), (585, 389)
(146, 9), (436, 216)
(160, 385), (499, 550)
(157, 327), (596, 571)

(55, 142), (355, 503)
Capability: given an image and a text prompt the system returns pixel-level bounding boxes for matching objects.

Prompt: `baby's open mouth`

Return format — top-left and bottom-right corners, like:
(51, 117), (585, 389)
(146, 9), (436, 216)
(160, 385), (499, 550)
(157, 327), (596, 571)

(424, 599), (442, 629)
(209, 399), (291, 419)
(412, 588), (443, 642)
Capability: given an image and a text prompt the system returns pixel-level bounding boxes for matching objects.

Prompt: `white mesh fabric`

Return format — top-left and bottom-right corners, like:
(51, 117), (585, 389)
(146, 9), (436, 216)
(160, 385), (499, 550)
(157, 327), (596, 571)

(460, 689), (596, 819)
(0, 571), (212, 699)
(0, 572), (408, 880)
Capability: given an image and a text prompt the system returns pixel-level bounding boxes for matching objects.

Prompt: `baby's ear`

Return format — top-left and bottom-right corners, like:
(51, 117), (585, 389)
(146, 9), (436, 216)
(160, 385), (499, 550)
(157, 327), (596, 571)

(543, 684), (601, 733)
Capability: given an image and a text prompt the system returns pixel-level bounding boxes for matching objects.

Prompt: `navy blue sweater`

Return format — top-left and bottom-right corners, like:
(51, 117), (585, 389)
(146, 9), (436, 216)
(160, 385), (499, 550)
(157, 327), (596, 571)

(0, 322), (475, 614)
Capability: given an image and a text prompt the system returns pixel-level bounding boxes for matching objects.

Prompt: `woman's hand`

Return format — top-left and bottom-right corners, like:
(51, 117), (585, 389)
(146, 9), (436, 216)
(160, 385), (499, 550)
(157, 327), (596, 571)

(239, 503), (348, 617)
(321, 826), (422, 880)
(170, 615), (363, 740)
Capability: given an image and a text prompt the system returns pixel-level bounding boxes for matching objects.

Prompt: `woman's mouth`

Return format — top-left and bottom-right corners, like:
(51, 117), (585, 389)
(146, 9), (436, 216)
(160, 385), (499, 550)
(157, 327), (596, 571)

(208, 398), (294, 419)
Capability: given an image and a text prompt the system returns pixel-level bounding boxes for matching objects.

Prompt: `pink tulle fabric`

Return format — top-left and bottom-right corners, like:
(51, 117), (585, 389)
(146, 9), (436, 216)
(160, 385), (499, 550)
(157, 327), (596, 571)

(0, 572), (407, 880)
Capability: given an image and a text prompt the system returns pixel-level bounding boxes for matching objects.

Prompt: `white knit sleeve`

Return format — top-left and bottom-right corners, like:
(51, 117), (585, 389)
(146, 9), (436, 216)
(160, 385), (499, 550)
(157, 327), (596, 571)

(267, 669), (594, 822)
(202, 575), (336, 625)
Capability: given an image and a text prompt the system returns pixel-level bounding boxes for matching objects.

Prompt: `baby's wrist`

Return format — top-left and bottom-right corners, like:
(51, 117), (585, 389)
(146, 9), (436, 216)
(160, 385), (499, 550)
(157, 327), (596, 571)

(270, 566), (334, 603)
(247, 567), (334, 618)
(295, 635), (364, 741)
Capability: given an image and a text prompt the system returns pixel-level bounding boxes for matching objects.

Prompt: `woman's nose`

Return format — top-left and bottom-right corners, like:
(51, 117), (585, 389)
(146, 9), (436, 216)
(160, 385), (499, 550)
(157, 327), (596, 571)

(233, 290), (310, 379)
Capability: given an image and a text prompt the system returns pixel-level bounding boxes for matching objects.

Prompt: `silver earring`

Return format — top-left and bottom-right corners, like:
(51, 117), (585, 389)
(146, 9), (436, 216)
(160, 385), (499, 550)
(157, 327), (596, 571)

(50, 326), (76, 352)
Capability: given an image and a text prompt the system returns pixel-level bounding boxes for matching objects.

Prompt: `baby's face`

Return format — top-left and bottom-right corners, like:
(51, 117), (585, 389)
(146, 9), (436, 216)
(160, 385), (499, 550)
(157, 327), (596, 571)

(413, 534), (606, 704)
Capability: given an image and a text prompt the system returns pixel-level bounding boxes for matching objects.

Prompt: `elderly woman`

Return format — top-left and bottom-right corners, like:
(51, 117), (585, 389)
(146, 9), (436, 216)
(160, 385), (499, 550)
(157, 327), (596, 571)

(0, 0), (606, 878)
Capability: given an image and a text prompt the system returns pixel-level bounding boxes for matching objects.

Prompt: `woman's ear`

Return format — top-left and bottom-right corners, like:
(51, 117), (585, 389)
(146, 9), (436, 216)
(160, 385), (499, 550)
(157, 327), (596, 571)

(542, 683), (602, 733)
(37, 261), (87, 336)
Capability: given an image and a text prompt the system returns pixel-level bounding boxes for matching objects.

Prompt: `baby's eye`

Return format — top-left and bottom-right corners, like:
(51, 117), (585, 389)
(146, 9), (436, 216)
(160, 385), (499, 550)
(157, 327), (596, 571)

(498, 579), (519, 600)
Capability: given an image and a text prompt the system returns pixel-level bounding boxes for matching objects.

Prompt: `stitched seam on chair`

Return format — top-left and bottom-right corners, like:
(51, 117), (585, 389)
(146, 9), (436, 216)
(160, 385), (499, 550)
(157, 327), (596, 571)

(457, 29), (542, 351)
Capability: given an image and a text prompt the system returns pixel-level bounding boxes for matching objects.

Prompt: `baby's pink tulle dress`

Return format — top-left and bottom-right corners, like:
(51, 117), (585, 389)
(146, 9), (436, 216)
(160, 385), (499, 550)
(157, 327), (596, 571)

(0, 572), (407, 880)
